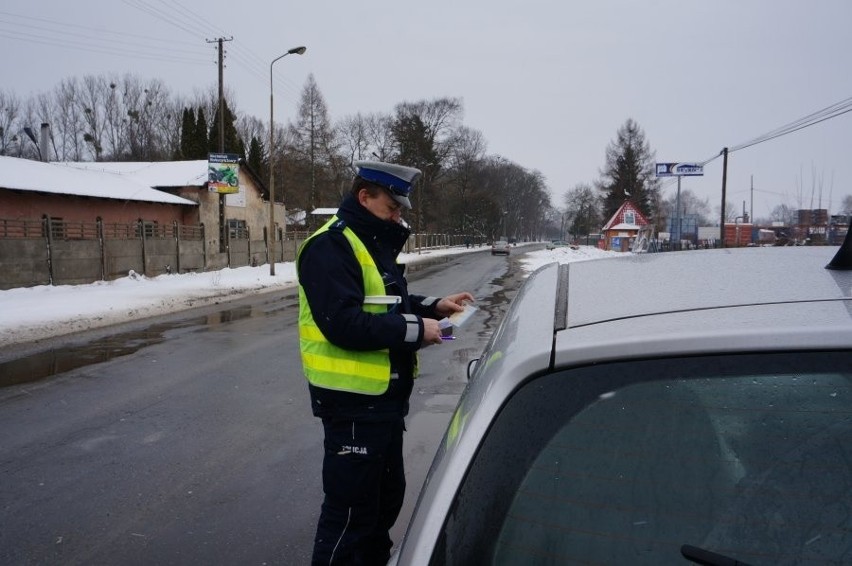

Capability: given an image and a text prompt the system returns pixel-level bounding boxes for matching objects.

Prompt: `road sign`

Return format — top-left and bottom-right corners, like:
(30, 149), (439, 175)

(655, 163), (704, 177)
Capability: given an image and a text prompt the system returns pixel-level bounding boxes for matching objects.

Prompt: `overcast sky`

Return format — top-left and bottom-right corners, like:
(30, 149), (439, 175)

(2, 0), (851, 220)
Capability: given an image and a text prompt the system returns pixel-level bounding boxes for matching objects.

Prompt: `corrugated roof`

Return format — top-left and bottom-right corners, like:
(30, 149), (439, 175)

(0, 156), (199, 206)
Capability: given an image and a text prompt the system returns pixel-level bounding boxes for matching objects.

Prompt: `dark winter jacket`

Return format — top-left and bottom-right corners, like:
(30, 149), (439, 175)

(297, 194), (441, 421)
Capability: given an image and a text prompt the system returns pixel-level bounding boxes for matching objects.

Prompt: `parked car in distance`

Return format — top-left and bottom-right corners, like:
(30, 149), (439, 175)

(491, 239), (510, 255)
(392, 237), (852, 566)
(545, 239), (568, 250)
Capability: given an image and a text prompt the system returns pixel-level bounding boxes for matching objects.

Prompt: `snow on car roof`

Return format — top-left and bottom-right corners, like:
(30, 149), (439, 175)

(563, 246), (850, 328)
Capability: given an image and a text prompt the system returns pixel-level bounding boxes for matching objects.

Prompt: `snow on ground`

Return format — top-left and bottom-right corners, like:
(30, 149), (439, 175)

(0, 243), (625, 348)
(520, 244), (623, 272)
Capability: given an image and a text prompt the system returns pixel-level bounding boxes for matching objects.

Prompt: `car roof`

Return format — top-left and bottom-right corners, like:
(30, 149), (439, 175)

(554, 246), (852, 365)
(395, 245), (852, 565)
(563, 246), (850, 327)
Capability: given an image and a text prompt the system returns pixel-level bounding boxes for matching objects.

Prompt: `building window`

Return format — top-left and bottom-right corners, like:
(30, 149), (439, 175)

(228, 219), (248, 240)
(624, 211), (635, 225)
(135, 221), (159, 239)
(44, 217), (65, 240)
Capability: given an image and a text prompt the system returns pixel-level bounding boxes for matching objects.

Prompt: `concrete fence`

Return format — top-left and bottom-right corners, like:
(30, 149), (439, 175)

(0, 217), (284, 290)
(0, 217), (486, 290)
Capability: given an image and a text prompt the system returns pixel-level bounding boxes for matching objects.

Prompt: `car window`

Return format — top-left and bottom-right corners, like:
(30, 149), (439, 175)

(431, 352), (852, 565)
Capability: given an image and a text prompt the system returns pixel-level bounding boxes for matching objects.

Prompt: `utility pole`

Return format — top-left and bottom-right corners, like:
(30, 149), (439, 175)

(674, 175), (682, 250)
(720, 147), (729, 247)
(207, 36), (233, 253)
(750, 175), (754, 223)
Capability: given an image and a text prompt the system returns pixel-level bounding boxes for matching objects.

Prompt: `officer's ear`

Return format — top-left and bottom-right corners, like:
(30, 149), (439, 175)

(357, 187), (371, 207)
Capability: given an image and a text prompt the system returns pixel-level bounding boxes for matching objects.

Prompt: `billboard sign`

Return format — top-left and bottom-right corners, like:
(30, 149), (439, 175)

(655, 162), (704, 177)
(208, 153), (241, 194)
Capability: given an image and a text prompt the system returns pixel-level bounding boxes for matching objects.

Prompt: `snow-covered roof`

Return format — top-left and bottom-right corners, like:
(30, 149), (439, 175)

(311, 207), (338, 216)
(63, 160), (208, 188)
(608, 222), (642, 231)
(602, 201), (650, 231)
(0, 156), (198, 206)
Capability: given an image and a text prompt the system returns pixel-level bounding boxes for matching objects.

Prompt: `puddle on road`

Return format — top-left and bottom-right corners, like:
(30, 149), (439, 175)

(0, 303), (280, 389)
(475, 263), (526, 339)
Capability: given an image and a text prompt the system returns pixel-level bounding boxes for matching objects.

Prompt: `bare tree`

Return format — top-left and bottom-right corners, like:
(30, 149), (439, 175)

(715, 201), (739, 223)
(77, 76), (108, 160)
(839, 194), (852, 215)
(662, 189), (712, 225)
(769, 203), (798, 226)
(49, 79), (87, 161)
(235, 113), (269, 179)
(364, 112), (395, 161)
(288, 74), (337, 216)
(564, 183), (601, 238)
(336, 113), (370, 166)
(446, 126), (486, 233)
(155, 96), (185, 160)
(0, 90), (22, 157)
(393, 97), (462, 169)
(392, 97), (464, 233)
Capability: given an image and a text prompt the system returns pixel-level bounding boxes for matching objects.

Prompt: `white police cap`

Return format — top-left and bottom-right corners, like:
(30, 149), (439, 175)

(354, 161), (422, 209)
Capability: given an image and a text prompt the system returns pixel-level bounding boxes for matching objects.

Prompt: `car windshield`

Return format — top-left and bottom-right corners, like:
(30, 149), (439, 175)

(433, 351), (852, 565)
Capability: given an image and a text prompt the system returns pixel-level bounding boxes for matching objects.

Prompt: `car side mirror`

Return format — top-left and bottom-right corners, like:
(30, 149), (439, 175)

(466, 358), (479, 380)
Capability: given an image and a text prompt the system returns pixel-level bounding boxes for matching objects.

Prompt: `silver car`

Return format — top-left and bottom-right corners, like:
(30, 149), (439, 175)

(491, 239), (511, 256)
(393, 236), (852, 565)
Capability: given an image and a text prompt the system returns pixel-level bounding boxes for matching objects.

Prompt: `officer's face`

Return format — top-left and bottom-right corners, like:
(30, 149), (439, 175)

(360, 188), (403, 223)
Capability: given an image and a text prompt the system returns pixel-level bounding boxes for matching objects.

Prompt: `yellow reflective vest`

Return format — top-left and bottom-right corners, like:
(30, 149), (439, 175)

(297, 216), (394, 395)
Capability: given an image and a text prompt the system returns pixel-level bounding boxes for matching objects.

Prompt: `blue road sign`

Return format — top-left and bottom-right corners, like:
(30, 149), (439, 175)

(655, 163), (704, 177)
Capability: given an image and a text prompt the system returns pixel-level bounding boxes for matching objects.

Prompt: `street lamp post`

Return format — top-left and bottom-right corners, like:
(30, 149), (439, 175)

(417, 162), (435, 254)
(269, 45), (306, 276)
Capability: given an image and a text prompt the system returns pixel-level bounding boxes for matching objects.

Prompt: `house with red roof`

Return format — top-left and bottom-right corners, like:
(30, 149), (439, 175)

(600, 200), (650, 252)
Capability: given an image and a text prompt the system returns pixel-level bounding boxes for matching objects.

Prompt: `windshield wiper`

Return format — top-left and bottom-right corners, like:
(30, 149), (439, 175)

(681, 544), (753, 566)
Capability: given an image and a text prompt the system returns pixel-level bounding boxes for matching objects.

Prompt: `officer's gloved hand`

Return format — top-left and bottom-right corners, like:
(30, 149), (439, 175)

(421, 318), (443, 347)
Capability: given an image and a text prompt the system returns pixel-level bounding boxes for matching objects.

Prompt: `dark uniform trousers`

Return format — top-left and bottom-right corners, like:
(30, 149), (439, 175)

(312, 418), (406, 565)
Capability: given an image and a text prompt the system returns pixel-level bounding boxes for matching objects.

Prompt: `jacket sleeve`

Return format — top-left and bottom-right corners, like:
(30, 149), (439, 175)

(408, 294), (441, 319)
(299, 232), (424, 351)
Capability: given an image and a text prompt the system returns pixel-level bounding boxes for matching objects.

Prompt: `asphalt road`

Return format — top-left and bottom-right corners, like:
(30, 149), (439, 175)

(0, 245), (536, 565)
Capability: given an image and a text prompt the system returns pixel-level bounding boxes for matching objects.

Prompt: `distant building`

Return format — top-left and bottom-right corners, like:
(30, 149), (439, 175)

(796, 208), (829, 244)
(723, 221), (754, 247)
(667, 213), (700, 248)
(600, 201), (650, 252)
(829, 214), (850, 245)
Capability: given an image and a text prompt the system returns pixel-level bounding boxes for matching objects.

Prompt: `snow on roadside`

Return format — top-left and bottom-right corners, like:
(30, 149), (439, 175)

(0, 264), (299, 348)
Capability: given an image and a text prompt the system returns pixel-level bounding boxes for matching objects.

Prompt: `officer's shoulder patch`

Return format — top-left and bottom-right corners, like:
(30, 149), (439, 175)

(330, 219), (346, 232)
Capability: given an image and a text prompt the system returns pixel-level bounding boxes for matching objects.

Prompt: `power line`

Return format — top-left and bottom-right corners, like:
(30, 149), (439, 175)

(729, 95), (852, 153)
(123, 0), (304, 102)
(1, 5), (307, 116)
(0, 28), (210, 64)
(0, 10), (204, 48)
(121, 0), (204, 38)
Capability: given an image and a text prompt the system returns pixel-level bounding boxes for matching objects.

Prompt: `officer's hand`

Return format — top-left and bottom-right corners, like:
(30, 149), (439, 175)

(435, 292), (475, 318)
(421, 317), (443, 347)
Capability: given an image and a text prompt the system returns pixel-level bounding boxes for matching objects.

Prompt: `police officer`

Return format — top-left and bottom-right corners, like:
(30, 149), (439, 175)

(297, 161), (474, 565)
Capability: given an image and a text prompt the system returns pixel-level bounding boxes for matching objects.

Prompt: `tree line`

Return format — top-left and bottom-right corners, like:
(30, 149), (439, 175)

(2, 73), (714, 240)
